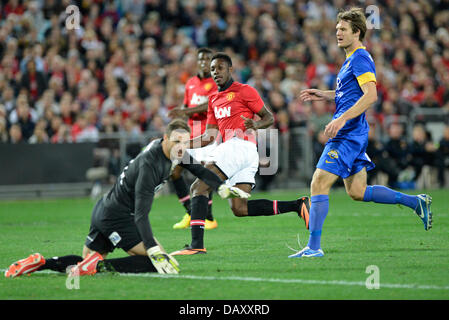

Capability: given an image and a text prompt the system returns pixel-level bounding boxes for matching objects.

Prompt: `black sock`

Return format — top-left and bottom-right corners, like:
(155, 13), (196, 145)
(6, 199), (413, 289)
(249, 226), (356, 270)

(96, 255), (157, 273)
(247, 199), (300, 216)
(206, 193), (214, 221)
(190, 195), (208, 249)
(38, 255), (83, 273)
(172, 177), (191, 215)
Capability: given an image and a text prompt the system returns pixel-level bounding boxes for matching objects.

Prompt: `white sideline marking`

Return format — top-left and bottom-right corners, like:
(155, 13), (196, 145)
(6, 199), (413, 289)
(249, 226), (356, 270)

(120, 274), (449, 291)
(3, 269), (449, 291)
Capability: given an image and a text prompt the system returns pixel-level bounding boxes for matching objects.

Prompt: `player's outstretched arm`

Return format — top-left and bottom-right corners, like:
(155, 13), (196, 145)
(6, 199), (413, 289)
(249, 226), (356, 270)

(183, 102), (209, 117)
(169, 103), (209, 119)
(299, 89), (335, 101)
(168, 104), (188, 118)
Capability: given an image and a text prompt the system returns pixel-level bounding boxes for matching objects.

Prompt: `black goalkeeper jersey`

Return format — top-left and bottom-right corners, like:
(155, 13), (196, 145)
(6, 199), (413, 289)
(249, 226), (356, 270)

(102, 138), (222, 250)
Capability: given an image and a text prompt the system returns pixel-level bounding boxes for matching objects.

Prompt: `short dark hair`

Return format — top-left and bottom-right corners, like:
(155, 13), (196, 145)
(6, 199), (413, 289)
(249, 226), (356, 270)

(165, 119), (191, 136)
(197, 47), (213, 55)
(337, 7), (367, 41)
(211, 52), (232, 67)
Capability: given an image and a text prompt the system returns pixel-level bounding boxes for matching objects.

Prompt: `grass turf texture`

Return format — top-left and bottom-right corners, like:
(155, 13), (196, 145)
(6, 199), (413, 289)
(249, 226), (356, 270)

(0, 189), (448, 300)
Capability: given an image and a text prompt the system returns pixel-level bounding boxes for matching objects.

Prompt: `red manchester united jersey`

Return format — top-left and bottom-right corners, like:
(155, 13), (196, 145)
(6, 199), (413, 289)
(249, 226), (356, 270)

(207, 81), (264, 144)
(183, 76), (217, 138)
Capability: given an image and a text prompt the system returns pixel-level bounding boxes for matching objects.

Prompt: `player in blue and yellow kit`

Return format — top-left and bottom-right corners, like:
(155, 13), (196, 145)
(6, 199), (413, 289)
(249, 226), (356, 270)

(291, 8), (433, 258)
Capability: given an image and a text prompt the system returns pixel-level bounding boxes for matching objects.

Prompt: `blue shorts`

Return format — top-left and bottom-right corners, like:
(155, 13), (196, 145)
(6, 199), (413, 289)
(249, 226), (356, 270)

(316, 134), (375, 179)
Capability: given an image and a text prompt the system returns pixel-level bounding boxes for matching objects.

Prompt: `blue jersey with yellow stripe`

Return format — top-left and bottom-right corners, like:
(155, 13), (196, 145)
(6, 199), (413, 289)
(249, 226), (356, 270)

(334, 46), (376, 137)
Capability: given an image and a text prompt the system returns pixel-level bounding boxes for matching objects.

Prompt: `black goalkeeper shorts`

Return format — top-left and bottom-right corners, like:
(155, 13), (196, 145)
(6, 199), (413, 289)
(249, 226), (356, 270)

(85, 196), (142, 253)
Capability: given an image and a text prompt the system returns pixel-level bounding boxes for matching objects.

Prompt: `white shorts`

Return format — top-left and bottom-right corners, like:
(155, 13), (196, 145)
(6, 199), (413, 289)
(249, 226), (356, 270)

(186, 142), (217, 164)
(210, 137), (259, 187)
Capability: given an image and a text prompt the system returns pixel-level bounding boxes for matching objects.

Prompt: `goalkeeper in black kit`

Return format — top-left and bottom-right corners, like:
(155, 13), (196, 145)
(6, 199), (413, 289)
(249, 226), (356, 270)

(5, 119), (249, 278)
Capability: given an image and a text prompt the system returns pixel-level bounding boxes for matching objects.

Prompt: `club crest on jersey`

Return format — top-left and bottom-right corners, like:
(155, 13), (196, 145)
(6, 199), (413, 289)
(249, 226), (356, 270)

(204, 83), (213, 91)
(214, 106), (231, 119)
(226, 92), (235, 101)
(327, 150), (339, 159)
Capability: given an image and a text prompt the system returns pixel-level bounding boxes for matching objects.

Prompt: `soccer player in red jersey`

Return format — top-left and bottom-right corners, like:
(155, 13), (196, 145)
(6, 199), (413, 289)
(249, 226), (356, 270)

(168, 48), (219, 230)
(171, 53), (311, 255)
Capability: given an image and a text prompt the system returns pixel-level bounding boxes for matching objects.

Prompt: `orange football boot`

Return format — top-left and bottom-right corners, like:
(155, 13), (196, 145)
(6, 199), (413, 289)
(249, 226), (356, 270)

(5, 253), (45, 278)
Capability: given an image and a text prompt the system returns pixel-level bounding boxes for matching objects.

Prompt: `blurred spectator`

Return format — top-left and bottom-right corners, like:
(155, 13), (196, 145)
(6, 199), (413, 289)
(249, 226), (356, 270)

(1, 85), (15, 114)
(51, 123), (73, 143)
(19, 59), (47, 103)
(8, 123), (24, 143)
(35, 89), (59, 119)
(71, 113), (99, 143)
(28, 126), (49, 144)
(409, 124), (437, 181)
(420, 85), (440, 109)
(384, 123), (411, 180)
(436, 125), (449, 187)
(9, 95), (36, 140)
(367, 125), (400, 186)
(309, 100), (333, 137)
(312, 130), (328, 165)
(0, 114), (8, 143)
(3, 0), (25, 17)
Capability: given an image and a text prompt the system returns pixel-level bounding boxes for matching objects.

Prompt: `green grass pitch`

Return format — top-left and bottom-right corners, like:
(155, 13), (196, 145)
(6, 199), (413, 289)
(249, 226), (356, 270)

(0, 189), (448, 300)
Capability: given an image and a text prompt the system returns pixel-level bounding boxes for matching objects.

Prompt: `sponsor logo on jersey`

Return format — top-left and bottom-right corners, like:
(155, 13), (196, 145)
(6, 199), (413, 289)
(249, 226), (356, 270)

(214, 106), (231, 119)
(190, 93), (208, 106)
(335, 77), (344, 98)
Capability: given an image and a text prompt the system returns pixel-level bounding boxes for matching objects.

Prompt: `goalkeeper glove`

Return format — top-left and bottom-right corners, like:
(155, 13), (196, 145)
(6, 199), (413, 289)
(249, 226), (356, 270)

(218, 184), (251, 199)
(147, 246), (180, 274)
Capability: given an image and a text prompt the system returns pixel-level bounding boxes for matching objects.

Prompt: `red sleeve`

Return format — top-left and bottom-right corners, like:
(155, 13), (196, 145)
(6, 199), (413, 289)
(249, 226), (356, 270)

(206, 98), (217, 125)
(241, 85), (264, 114)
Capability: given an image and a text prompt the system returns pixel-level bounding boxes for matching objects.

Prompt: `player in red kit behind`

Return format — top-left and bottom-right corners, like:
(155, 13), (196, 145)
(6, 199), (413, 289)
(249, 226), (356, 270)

(171, 53), (311, 255)
(168, 48), (219, 230)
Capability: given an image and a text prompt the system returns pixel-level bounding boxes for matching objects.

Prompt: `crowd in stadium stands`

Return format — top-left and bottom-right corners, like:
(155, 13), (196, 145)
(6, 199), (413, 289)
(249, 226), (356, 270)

(0, 0), (448, 186)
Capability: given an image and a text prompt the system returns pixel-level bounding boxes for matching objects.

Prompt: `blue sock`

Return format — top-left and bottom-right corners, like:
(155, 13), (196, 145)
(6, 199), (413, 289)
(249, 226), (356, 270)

(307, 195), (329, 250)
(363, 185), (418, 209)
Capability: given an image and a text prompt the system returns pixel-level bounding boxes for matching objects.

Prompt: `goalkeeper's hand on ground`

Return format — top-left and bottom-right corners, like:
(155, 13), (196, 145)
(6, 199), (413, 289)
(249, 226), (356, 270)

(147, 246), (180, 274)
(218, 184), (251, 199)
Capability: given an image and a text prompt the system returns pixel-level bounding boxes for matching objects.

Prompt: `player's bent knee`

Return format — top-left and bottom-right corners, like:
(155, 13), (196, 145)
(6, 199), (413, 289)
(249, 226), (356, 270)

(82, 245), (108, 259)
(82, 245), (91, 258)
(230, 201), (248, 217)
(311, 170), (336, 195)
(231, 207), (246, 217)
(191, 178), (211, 197)
(127, 242), (147, 256)
(311, 178), (329, 195)
(348, 189), (364, 201)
